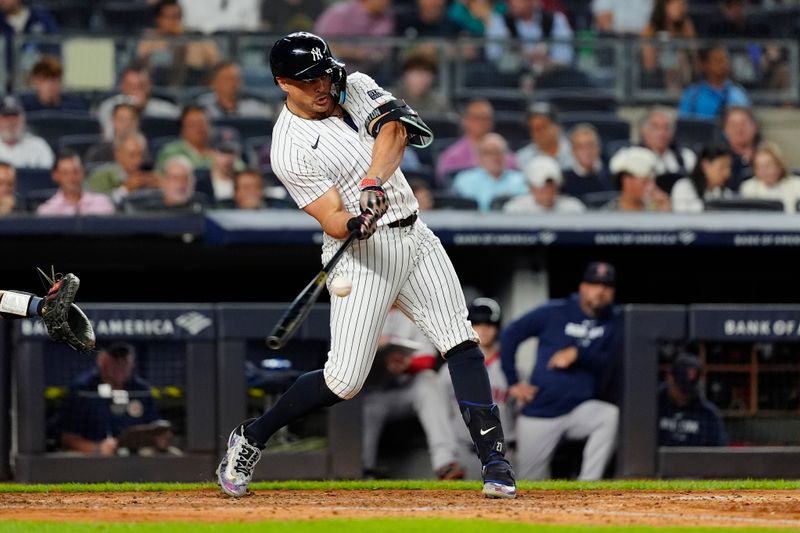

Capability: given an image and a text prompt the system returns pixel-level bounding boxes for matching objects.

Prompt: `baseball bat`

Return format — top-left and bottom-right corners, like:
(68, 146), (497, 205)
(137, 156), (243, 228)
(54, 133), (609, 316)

(266, 231), (358, 350)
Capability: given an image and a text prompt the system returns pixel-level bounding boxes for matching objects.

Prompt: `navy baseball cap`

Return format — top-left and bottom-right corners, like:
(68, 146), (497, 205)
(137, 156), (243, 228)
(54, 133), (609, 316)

(0, 96), (23, 116)
(582, 262), (616, 286)
(671, 353), (703, 395)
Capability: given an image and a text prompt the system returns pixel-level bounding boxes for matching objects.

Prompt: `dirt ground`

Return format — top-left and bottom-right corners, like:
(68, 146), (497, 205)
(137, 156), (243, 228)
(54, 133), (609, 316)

(1, 489), (799, 528)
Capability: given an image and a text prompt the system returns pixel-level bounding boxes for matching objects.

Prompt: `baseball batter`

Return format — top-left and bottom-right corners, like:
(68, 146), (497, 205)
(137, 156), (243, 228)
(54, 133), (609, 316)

(217, 32), (516, 499)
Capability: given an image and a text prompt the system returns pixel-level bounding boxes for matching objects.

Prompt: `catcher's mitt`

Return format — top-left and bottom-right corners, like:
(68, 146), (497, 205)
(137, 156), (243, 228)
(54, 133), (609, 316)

(38, 269), (96, 352)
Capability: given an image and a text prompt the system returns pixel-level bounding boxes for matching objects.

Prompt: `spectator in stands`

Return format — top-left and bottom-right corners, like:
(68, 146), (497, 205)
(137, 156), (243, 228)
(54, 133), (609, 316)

(396, 0), (459, 37)
(390, 53), (451, 117)
(453, 133), (527, 211)
(313, 0), (394, 75)
(516, 102), (573, 171)
(448, 0), (504, 36)
(562, 124), (612, 201)
(87, 132), (158, 204)
(136, 0), (221, 87)
(678, 45), (751, 120)
(156, 106), (211, 172)
(197, 62), (272, 119)
(639, 107), (696, 194)
(37, 150), (115, 216)
(0, 161), (18, 215)
(409, 178), (434, 210)
(485, 0), (574, 71)
(640, 0), (697, 91)
(362, 306), (464, 480)
(593, 0), (652, 34)
(232, 170), (265, 210)
(722, 106), (758, 191)
(20, 56), (88, 114)
(740, 141), (800, 213)
(659, 353), (728, 447)
(435, 99), (514, 187)
(209, 128), (245, 202)
(0, 96), (53, 169)
(501, 262), (620, 480)
(671, 143), (734, 213)
(0, 0), (58, 78)
(59, 343), (171, 456)
(603, 146), (671, 211)
(178, 0), (260, 34)
(263, 0), (326, 33)
(87, 102), (143, 164)
(440, 298), (514, 477)
(96, 66), (180, 137)
(706, 0), (770, 38)
(156, 155), (207, 212)
(504, 155), (585, 213)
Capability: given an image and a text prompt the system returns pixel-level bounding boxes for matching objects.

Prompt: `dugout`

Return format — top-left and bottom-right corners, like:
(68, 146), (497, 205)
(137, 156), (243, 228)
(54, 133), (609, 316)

(13, 304), (217, 483)
(216, 304), (361, 480)
(620, 305), (800, 479)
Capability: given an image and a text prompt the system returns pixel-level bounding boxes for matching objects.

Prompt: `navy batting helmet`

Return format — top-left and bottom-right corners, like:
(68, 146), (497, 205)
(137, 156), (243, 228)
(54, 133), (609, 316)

(270, 32), (347, 101)
(468, 298), (502, 327)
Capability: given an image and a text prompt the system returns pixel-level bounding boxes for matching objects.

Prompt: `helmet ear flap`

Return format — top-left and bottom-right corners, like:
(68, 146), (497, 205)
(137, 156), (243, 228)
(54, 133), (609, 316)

(331, 66), (347, 104)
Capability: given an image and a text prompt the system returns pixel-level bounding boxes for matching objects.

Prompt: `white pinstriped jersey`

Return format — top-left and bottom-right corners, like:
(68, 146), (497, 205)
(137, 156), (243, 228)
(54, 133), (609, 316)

(270, 72), (418, 226)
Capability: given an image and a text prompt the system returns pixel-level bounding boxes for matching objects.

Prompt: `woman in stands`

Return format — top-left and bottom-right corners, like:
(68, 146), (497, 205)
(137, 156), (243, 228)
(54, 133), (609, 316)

(640, 0), (697, 92)
(740, 141), (800, 213)
(671, 143), (734, 212)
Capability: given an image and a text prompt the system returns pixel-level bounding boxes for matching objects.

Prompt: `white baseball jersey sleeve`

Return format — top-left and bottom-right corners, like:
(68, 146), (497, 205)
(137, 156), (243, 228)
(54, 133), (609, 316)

(270, 72), (418, 226)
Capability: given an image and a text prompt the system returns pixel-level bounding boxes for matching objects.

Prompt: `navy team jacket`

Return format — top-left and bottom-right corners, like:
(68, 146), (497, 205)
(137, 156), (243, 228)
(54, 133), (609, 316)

(500, 293), (620, 418)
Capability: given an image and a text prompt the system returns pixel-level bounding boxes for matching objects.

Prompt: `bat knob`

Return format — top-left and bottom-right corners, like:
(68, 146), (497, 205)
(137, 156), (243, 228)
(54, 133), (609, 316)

(266, 336), (284, 350)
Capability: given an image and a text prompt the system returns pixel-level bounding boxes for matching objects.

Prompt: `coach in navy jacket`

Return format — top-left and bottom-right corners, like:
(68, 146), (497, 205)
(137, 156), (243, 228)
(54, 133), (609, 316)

(501, 262), (620, 480)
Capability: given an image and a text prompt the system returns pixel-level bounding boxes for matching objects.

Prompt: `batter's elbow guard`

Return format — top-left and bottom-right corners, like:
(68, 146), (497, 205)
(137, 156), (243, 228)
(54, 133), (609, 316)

(365, 99), (434, 149)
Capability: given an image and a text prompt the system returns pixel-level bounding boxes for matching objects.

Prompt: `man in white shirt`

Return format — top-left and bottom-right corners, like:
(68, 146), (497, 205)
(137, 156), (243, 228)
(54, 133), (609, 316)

(504, 155), (585, 213)
(486, 0), (574, 70)
(639, 107), (697, 193)
(196, 62), (273, 119)
(96, 67), (180, 136)
(592, 0), (653, 34)
(178, 0), (260, 34)
(0, 96), (53, 169)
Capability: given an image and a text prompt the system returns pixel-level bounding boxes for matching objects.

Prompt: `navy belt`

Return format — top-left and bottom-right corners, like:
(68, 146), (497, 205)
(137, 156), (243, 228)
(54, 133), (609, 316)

(387, 213), (417, 228)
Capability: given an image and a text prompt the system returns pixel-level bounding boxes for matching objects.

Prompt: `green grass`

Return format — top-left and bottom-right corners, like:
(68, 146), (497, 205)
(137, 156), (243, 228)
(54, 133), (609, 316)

(0, 479), (798, 493)
(0, 520), (794, 533)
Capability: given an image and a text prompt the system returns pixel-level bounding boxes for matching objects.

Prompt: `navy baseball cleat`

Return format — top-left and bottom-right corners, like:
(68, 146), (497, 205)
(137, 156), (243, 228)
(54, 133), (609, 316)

(217, 419), (261, 497)
(481, 458), (517, 499)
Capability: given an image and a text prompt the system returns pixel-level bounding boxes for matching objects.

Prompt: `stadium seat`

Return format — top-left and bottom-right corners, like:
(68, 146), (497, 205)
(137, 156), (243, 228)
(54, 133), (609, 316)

(675, 118), (721, 149)
(22, 188), (58, 212)
(581, 190), (618, 210)
(15, 168), (54, 195)
(213, 117), (274, 142)
(141, 116), (181, 139)
(100, 1), (154, 31)
(194, 168), (214, 201)
(58, 134), (102, 160)
(704, 198), (785, 212)
(35, 0), (92, 29)
(544, 90), (618, 113)
(559, 112), (631, 144)
(26, 112), (100, 150)
(494, 112), (529, 150)
(535, 66), (594, 90)
(432, 192), (479, 210)
(490, 195), (514, 211)
(423, 115), (460, 139)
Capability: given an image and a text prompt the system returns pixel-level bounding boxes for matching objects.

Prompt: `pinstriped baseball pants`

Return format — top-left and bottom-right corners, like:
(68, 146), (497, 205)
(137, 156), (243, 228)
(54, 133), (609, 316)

(321, 219), (479, 399)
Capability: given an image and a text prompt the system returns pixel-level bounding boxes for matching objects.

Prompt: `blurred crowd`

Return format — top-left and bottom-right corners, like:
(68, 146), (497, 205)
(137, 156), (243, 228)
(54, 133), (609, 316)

(0, 0), (799, 216)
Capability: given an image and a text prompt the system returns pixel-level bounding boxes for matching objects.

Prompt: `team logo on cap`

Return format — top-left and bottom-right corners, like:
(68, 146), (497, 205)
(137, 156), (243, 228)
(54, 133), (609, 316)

(310, 47), (323, 61)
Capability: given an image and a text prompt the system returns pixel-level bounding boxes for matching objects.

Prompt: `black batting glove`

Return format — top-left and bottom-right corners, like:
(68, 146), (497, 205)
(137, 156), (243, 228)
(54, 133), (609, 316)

(347, 207), (381, 240)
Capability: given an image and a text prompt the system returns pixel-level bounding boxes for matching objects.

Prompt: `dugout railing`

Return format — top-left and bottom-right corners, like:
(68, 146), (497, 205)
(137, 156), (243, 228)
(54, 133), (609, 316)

(216, 304), (361, 480)
(621, 304), (800, 479)
(12, 304), (219, 483)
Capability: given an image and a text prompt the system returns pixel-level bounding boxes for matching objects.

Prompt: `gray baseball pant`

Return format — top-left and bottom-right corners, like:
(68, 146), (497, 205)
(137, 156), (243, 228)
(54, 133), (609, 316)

(361, 370), (460, 473)
(516, 399), (619, 480)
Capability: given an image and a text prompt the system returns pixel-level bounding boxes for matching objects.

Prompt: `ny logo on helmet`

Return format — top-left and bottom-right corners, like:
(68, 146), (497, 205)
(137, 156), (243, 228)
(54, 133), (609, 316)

(310, 47), (323, 61)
